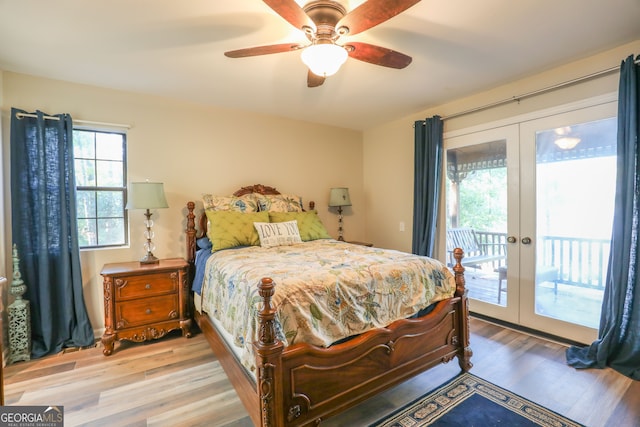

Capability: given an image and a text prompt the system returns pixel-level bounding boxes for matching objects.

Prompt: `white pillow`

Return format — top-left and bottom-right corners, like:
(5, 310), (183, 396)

(254, 220), (302, 248)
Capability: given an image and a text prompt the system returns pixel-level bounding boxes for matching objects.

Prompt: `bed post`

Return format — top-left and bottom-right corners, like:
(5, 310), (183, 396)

(255, 278), (285, 427)
(186, 202), (197, 275)
(452, 248), (465, 298)
(453, 248), (473, 372)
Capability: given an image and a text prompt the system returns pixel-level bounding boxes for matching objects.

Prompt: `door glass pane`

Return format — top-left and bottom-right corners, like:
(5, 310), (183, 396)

(446, 140), (508, 305)
(535, 118), (616, 328)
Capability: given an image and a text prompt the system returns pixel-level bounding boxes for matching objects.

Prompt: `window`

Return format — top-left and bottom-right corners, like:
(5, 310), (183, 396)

(73, 129), (127, 248)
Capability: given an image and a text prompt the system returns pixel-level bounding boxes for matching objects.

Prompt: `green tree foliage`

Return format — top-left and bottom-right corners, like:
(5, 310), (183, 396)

(450, 168), (507, 232)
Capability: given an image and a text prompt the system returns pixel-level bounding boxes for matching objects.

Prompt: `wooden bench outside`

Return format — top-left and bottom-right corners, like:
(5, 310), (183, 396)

(446, 227), (506, 268)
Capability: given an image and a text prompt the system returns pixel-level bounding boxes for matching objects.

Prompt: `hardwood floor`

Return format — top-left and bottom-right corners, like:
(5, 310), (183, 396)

(3, 332), (251, 427)
(3, 318), (639, 426)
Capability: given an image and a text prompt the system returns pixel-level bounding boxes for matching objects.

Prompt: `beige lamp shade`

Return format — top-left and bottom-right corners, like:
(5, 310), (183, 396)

(329, 187), (351, 207)
(126, 182), (169, 209)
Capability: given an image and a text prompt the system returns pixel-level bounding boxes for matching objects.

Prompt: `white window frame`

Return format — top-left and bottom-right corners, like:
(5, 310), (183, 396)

(73, 128), (128, 249)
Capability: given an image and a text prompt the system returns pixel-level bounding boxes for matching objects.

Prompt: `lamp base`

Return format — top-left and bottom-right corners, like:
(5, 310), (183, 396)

(140, 253), (160, 264)
(336, 206), (345, 241)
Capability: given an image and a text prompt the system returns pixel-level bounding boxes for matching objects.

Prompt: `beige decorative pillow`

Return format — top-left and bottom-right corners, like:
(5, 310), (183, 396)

(202, 193), (259, 212)
(254, 220), (302, 248)
(256, 193), (303, 212)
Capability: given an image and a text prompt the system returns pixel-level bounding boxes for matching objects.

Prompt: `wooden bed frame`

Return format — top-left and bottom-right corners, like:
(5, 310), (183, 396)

(185, 184), (472, 427)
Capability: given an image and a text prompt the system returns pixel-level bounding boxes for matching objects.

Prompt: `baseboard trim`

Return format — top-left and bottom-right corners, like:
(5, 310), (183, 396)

(470, 312), (589, 348)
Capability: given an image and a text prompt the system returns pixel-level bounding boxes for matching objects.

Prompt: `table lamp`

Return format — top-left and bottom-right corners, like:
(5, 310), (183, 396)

(329, 187), (351, 241)
(126, 181), (169, 264)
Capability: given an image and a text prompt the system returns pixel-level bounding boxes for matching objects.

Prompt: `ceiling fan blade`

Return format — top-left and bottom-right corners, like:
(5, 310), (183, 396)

(346, 42), (412, 69)
(263, 0), (316, 32)
(307, 70), (325, 88)
(224, 43), (304, 58)
(336, 0), (421, 36)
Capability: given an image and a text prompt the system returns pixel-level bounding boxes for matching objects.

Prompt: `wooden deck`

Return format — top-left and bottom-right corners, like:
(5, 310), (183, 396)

(464, 268), (603, 329)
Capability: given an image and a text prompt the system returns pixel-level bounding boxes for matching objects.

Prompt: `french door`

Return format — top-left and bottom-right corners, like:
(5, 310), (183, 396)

(444, 100), (617, 343)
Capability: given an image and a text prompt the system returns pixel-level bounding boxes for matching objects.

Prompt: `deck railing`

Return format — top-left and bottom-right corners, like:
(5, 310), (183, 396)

(473, 230), (508, 269)
(538, 235), (610, 290)
(470, 231), (609, 291)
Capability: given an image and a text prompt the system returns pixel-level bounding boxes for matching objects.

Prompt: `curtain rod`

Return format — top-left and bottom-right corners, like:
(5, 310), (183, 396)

(437, 58), (639, 122)
(14, 112), (131, 129)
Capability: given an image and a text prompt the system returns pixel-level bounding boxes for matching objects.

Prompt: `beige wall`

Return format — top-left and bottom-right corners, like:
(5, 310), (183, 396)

(1, 73), (364, 337)
(363, 40), (640, 256)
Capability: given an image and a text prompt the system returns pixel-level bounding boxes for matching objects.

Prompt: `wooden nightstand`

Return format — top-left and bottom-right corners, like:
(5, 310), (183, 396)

(347, 240), (373, 247)
(100, 258), (192, 355)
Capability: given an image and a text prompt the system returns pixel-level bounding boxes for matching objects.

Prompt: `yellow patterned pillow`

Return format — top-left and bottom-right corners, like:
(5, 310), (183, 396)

(205, 210), (269, 252)
(256, 194), (303, 212)
(202, 193), (259, 212)
(269, 211), (331, 241)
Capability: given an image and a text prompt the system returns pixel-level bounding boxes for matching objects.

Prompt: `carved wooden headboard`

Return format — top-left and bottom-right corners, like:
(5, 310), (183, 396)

(185, 184), (315, 271)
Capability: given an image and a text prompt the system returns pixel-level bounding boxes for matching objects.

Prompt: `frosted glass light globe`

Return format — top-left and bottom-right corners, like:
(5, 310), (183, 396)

(301, 44), (348, 77)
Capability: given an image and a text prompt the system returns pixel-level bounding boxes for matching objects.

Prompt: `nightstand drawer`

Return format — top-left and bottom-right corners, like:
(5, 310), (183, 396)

(115, 271), (178, 300)
(115, 294), (179, 328)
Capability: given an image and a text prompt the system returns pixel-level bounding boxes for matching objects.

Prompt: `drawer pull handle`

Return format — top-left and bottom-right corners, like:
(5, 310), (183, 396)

(146, 309), (152, 314)
(145, 284), (151, 289)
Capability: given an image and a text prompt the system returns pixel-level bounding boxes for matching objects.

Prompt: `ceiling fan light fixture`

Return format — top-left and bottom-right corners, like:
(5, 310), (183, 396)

(301, 43), (348, 77)
(553, 126), (581, 150)
(554, 137), (581, 150)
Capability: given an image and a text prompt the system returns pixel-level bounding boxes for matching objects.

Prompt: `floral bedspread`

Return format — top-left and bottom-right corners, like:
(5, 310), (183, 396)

(200, 239), (456, 373)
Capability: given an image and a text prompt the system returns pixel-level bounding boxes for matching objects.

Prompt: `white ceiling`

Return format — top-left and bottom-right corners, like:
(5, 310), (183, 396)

(1, 0), (639, 131)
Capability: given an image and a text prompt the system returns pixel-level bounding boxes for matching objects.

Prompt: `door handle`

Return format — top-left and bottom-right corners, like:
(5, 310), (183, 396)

(521, 237), (532, 244)
(507, 236), (517, 243)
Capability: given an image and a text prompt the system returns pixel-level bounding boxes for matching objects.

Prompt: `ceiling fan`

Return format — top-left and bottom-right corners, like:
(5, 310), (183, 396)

(224, 0), (422, 87)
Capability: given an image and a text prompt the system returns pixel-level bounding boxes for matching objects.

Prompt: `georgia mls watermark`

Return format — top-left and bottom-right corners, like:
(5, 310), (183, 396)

(0, 406), (63, 427)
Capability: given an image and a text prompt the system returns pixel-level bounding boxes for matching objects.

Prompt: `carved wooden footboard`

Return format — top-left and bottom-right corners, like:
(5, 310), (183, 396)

(185, 188), (471, 427)
(253, 250), (471, 426)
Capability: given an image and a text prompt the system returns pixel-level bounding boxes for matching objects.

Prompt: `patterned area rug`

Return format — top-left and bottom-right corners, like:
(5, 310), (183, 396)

(371, 373), (584, 427)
